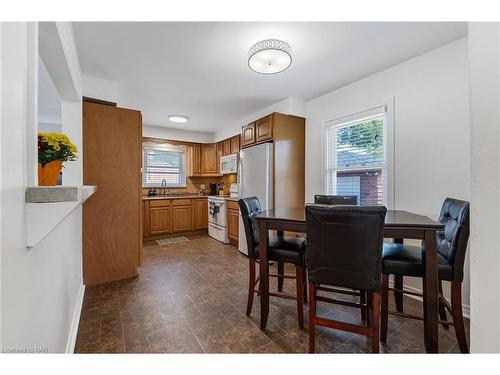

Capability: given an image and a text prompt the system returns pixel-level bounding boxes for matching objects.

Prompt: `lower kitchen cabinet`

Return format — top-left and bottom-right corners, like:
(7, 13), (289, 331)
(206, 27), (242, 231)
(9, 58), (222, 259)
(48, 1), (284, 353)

(227, 200), (239, 245)
(194, 198), (208, 230)
(149, 205), (172, 235)
(143, 197), (207, 238)
(172, 203), (192, 233)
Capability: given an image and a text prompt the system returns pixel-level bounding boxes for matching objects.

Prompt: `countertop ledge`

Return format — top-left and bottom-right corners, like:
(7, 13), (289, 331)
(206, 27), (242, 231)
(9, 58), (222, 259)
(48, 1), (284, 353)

(26, 185), (97, 248)
(26, 185), (97, 203)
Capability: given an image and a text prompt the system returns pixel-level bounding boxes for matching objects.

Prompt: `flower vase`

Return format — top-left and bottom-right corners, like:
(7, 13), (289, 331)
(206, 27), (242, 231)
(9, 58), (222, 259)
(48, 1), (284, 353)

(38, 160), (62, 186)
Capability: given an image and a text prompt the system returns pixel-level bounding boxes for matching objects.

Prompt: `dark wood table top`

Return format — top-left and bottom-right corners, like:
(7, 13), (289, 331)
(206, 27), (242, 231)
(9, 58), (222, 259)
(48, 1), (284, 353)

(254, 207), (443, 229)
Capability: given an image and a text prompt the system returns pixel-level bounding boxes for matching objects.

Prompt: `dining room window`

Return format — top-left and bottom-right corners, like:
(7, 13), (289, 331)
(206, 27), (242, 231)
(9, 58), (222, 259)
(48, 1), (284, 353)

(325, 105), (391, 206)
(142, 144), (187, 187)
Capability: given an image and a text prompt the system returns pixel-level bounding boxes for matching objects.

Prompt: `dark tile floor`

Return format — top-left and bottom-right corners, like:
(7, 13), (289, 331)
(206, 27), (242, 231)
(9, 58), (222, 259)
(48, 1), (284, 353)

(75, 234), (469, 353)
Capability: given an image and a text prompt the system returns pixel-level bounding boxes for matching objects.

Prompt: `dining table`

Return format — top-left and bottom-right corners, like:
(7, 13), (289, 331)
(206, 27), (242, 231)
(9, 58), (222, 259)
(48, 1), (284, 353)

(254, 207), (444, 353)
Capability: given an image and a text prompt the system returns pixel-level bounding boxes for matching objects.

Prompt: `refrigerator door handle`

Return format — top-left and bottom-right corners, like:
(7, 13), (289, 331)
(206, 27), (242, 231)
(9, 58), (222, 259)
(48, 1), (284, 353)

(238, 155), (243, 198)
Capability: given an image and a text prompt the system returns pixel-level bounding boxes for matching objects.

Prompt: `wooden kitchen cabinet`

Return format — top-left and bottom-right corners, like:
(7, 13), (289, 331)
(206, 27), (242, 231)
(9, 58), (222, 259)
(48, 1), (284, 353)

(255, 114), (273, 142)
(189, 143), (220, 177)
(241, 123), (255, 147)
(144, 197), (208, 238)
(190, 144), (202, 176)
(194, 198), (208, 230)
(230, 135), (240, 154)
(227, 200), (239, 245)
(172, 204), (192, 233)
(201, 143), (219, 174)
(149, 205), (172, 235)
(222, 139), (231, 156)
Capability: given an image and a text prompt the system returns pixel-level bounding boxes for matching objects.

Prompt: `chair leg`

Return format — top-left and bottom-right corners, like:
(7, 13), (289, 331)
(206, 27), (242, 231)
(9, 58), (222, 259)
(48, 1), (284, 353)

(438, 280), (449, 329)
(360, 290), (367, 323)
(302, 267), (308, 303)
(277, 261), (284, 292)
(366, 292), (373, 327)
(371, 292), (380, 353)
(246, 258), (256, 316)
(380, 273), (389, 343)
(295, 266), (304, 330)
(393, 274), (404, 312)
(451, 281), (469, 353)
(309, 282), (316, 353)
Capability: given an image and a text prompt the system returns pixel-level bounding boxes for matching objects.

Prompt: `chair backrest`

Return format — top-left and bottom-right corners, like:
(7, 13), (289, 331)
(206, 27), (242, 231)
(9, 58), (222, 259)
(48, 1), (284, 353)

(436, 197), (470, 282)
(238, 197), (262, 259)
(305, 204), (387, 292)
(314, 195), (358, 205)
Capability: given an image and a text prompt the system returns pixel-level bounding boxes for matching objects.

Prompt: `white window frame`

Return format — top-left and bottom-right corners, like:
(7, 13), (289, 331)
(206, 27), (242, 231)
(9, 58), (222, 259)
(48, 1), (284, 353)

(322, 98), (395, 209)
(142, 144), (187, 188)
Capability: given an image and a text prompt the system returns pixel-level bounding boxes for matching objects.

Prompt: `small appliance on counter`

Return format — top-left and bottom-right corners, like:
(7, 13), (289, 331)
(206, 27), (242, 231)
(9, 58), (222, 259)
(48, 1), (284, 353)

(209, 183), (217, 196)
(216, 182), (225, 196)
(229, 183), (239, 198)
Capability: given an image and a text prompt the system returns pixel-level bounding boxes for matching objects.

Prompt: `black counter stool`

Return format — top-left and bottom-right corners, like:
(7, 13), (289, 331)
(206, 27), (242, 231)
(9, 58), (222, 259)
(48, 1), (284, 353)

(380, 198), (470, 353)
(306, 204), (387, 353)
(239, 197), (307, 329)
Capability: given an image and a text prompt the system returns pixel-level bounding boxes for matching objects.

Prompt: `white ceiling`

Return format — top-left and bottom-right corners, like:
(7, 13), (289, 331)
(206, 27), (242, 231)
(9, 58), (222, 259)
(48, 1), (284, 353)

(73, 22), (467, 134)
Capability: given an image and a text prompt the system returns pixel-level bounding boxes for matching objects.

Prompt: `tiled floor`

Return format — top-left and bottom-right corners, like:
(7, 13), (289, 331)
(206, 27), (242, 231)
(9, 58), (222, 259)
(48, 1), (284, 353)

(75, 234), (469, 353)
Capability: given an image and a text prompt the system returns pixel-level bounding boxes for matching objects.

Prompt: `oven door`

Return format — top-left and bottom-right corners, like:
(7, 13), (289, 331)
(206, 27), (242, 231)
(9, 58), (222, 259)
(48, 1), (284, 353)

(208, 200), (227, 227)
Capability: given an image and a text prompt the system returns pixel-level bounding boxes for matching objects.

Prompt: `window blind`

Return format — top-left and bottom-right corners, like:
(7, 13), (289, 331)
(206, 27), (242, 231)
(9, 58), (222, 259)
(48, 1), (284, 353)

(325, 109), (387, 206)
(143, 145), (186, 187)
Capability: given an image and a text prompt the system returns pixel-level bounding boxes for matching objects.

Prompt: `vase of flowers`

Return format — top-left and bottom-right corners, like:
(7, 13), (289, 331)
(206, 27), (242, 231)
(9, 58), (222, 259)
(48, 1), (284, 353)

(38, 132), (78, 186)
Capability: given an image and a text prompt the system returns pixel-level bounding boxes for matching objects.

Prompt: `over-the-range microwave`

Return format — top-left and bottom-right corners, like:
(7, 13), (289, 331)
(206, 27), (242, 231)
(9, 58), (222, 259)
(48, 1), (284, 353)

(220, 153), (238, 174)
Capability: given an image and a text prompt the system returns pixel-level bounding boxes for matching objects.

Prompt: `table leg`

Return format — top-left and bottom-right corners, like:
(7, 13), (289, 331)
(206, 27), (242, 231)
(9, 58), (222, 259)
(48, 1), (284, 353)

(259, 221), (269, 330)
(423, 229), (439, 353)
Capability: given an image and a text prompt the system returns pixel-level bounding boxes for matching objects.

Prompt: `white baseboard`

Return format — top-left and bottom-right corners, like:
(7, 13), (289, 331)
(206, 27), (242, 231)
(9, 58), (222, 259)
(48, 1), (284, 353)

(65, 282), (85, 353)
(389, 280), (470, 319)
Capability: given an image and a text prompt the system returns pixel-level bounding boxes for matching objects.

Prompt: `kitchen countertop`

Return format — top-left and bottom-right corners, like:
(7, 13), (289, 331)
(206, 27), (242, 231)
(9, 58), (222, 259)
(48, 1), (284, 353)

(142, 194), (209, 200)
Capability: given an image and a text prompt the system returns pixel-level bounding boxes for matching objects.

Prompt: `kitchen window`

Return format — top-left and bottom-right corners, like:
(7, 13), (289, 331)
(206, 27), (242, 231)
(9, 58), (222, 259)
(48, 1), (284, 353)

(324, 104), (393, 207)
(142, 144), (187, 187)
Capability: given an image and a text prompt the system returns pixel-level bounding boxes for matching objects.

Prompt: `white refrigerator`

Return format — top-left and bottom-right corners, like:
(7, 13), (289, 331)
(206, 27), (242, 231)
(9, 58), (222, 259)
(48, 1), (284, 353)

(237, 143), (274, 255)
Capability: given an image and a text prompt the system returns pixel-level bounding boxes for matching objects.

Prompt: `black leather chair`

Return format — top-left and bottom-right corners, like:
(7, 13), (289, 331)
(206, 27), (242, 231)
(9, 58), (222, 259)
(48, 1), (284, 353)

(380, 198), (470, 353)
(238, 197), (307, 329)
(305, 204), (387, 353)
(314, 194), (358, 205)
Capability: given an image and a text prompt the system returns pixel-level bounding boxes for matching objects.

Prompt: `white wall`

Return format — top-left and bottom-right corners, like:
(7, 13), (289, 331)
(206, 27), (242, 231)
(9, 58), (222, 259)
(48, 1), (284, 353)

(306, 38), (471, 309)
(468, 22), (500, 353)
(82, 75), (117, 103)
(143, 124), (214, 143)
(1, 22), (84, 353)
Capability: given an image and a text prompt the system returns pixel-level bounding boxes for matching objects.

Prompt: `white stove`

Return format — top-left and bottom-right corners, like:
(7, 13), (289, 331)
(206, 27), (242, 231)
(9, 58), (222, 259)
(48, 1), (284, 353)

(208, 196), (229, 243)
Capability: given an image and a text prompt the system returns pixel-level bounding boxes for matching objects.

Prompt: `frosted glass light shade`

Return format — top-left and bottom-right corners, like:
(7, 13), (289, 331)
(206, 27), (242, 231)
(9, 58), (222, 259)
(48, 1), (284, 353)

(248, 39), (292, 75)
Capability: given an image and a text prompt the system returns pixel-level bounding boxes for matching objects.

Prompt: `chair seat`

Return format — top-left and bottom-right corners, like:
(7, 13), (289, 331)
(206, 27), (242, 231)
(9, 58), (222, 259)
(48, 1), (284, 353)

(254, 235), (306, 266)
(382, 243), (453, 281)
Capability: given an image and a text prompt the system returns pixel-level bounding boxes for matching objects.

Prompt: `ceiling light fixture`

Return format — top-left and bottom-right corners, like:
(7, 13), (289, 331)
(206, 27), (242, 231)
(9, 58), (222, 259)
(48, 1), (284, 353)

(168, 115), (189, 123)
(248, 39), (292, 75)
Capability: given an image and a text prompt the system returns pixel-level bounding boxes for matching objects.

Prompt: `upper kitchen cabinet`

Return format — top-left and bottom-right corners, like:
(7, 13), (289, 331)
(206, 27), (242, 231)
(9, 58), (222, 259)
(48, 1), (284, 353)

(190, 144), (202, 176)
(201, 143), (219, 175)
(255, 115), (273, 142)
(241, 113), (302, 149)
(189, 143), (221, 177)
(222, 139), (231, 156)
(241, 122), (256, 147)
(230, 135), (240, 154)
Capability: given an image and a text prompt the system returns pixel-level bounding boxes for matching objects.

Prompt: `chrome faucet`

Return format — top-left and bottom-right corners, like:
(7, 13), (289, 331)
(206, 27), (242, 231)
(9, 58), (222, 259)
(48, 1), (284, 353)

(161, 179), (167, 196)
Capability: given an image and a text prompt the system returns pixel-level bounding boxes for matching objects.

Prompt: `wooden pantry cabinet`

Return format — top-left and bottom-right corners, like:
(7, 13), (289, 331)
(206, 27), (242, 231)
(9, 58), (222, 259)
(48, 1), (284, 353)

(83, 101), (142, 285)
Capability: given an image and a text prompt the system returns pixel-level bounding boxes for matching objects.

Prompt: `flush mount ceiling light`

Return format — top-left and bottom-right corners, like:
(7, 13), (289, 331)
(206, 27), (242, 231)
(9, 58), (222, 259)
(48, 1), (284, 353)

(248, 39), (292, 75)
(168, 115), (189, 123)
